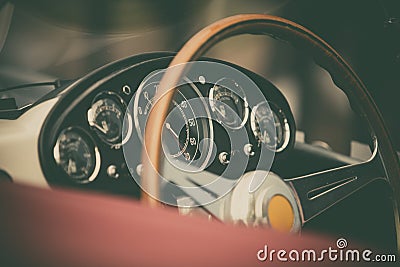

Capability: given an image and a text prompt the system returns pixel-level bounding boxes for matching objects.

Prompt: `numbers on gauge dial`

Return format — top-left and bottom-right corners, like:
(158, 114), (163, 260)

(133, 82), (202, 163)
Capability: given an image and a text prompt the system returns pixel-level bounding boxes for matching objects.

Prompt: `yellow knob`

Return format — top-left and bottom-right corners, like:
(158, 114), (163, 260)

(267, 195), (294, 232)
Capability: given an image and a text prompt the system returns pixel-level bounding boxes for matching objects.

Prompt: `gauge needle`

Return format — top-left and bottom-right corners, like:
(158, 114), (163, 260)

(67, 159), (77, 174)
(165, 122), (179, 140)
(101, 120), (109, 132)
(93, 123), (108, 134)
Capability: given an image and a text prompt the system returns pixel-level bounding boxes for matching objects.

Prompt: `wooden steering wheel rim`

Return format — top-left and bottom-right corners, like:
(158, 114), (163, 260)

(140, 14), (400, 249)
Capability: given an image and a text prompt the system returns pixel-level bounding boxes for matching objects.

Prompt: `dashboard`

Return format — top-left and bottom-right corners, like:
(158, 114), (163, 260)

(1, 2), (400, 263)
(6, 50), (393, 249)
(1, 2), (400, 264)
(34, 52), (295, 199)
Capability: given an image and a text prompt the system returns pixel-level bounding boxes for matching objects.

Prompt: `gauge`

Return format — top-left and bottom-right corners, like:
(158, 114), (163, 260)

(250, 101), (290, 152)
(88, 92), (132, 148)
(209, 78), (249, 130)
(162, 99), (195, 160)
(133, 78), (213, 170)
(53, 127), (100, 183)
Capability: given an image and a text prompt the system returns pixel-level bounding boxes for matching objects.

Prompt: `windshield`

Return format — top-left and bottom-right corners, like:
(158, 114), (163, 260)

(0, 0), (290, 107)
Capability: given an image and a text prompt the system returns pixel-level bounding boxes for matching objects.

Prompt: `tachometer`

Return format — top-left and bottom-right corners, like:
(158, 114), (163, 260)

(209, 78), (249, 130)
(53, 127), (100, 183)
(87, 92), (132, 148)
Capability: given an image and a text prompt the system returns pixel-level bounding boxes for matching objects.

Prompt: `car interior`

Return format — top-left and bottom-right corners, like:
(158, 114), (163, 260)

(0, 0), (399, 266)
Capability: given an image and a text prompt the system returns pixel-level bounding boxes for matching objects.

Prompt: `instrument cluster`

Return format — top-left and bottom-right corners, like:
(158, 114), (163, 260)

(42, 54), (295, 197)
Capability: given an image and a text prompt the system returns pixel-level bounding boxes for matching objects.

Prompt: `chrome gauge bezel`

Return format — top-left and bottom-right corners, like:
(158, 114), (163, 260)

(87, 91), (133, 149)
(209, 78), (249, 130)
(53, 127), (101, 184)
(250, 101), (290, 152)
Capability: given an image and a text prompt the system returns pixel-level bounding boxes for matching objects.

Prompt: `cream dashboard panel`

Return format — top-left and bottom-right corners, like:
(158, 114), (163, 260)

(0, 98), (58, 188)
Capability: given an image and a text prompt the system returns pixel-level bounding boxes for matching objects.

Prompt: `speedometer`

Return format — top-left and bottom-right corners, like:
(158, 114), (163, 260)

(133, 78), (213, 170)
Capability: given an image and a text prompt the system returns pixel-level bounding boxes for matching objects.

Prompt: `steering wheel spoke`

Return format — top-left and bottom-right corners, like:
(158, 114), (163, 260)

(161, 159), (236, 220)
(285, 150), (387, 222)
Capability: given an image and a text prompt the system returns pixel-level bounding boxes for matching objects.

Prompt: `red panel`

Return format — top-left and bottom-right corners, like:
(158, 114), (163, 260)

(0, 183), (354, 266)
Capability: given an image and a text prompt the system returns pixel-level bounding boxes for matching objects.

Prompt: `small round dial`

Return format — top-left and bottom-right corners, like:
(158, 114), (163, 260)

(209, 78), (249, 130)
(251, 101), (290, 152)
(53, 127), (100, 183)
(88, 92), (132, 147)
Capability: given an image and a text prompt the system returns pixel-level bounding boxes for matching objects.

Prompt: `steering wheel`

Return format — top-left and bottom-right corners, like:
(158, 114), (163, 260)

(140, 14), (400, 250)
